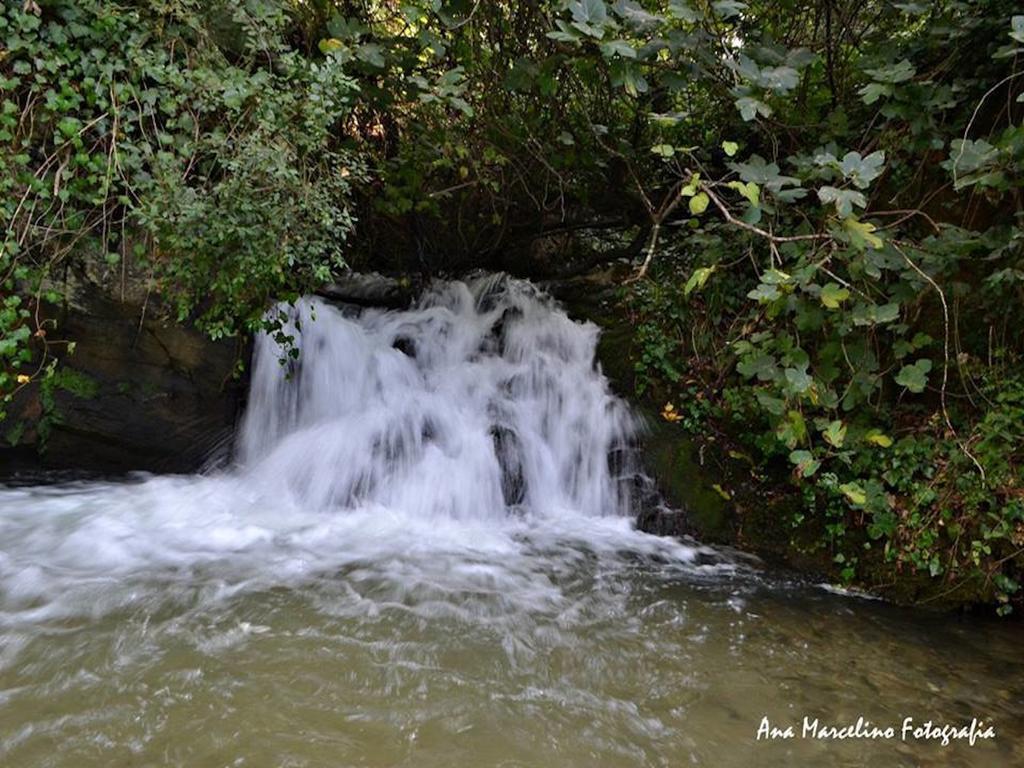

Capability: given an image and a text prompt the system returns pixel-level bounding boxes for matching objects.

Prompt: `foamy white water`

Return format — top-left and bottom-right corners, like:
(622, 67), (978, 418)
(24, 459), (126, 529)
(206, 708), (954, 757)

(0, 276), (716, 628)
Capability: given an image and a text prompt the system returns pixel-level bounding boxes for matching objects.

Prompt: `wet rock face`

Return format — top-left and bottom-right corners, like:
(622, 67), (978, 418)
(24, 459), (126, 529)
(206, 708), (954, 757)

(545, 266), (736, 545)
(635, 506), (693, 538)
(317, 272), (416, 309)
(3, 267), (248, 475)
(490, 424), (526, 507)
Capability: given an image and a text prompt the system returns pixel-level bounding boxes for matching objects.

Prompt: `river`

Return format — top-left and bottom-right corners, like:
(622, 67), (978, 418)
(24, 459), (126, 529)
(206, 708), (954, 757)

(1, 276), (1020, 766)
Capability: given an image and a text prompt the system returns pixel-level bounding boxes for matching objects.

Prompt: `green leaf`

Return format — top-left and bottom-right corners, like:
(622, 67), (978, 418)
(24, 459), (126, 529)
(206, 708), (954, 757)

(668, 0), (700, 22)
(822, 419), (847, 448)
(895, 359), (932, 393)
(784, 367), (813, 393)
(712, 0), (747, 19)
(1010, 15), (1024, 44)
(818, 186), (865, 217)
(57, 117), (81, 138)
(734, 96), (770, 121)
(873, 303), (900, 324)
(728, 155), (799, 190)
(864, 60), (915, 84)
(570, 0), (608, 37)
(688, 192), (709, 215)
(775, 410), (807, 449)
(947, 139), (1000, 189)
(948, 139), (998, 174)
(755, 391), (786, 415)
(748, 283), (780, 302)
(651, 143), (675, 157)
(757, 65), (799, 93)
(614, 1), (664, 27)
(840, 150), (886, 189)
(721, 140), (739, 157)
(736, 353), (777, 381)
(600, 39), (636, 58)
(760, 268), (791, 285)
(356, 43), (386, 68)
(546, 26), (581, 43)
(680, 173), (701, 196)
(684, 265), (716, 296)
(612, 61), (648, 95)
(789, 449), (820, 478)
(820, 282), (851, 309)
(858, 82), (893, 104)
(573, 0), (608, 24)
(711, 483), (732, 500)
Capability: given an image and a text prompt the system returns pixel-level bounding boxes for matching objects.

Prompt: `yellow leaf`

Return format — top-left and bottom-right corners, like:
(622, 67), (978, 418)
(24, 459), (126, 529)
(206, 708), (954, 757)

(689, 192), (709, 215)
(839, 482), (867, 505)
(319, 38), (344, 53)
(866, 429), (893, 447)
(684, 265), (716, 296)
(680, 173), (701, 197)
(726, 180), (760, 206)
(843, 217), (883, 250)
(728, 449), (754, 465)
(16, 374), (31, 384)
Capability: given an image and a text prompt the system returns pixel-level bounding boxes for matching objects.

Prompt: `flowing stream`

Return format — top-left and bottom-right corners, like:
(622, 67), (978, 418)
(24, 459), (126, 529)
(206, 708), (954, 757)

(1, 276), (1021, 767)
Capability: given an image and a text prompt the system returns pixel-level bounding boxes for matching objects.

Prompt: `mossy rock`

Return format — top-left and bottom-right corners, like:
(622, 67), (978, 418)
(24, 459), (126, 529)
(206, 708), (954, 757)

(549, 269), (737, 543)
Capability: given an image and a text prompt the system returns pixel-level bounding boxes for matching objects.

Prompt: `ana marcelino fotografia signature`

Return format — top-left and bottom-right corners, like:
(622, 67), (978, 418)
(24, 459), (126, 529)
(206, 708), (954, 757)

(756, 715), (996, 746)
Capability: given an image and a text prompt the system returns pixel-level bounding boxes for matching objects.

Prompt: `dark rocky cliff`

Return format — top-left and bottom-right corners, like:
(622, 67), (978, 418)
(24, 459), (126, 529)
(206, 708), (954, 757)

(3, 263), (247, 475)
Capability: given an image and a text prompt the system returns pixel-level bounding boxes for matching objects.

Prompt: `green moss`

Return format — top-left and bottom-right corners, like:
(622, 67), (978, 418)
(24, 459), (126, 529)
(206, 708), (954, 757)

(37, 367), (101, 448)
(51, 368), (100, 400)
(643, 416), (730, 542)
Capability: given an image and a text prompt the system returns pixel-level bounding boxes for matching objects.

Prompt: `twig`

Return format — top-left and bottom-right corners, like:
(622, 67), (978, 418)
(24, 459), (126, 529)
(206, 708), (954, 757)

(703, 181), (830, 244)
(952, 71), (1024, 188)
(892, 241), (985, 480)
(628, 180), (685, 281)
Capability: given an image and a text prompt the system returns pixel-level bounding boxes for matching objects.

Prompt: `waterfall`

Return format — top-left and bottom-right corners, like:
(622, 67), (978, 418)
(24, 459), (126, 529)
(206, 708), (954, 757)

(0, 276), (708, 628)
(237, 274), (643, 521)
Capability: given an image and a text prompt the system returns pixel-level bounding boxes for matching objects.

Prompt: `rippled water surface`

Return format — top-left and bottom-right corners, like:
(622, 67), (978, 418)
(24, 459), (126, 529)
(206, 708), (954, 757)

(1, 489), (1020, 768)
(2, 278), (1021, 766)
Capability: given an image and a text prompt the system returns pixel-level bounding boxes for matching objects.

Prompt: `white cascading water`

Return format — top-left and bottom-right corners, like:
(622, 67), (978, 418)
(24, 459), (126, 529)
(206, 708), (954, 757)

(238, 274), (640, 520)
(0, 275), (712, 629)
